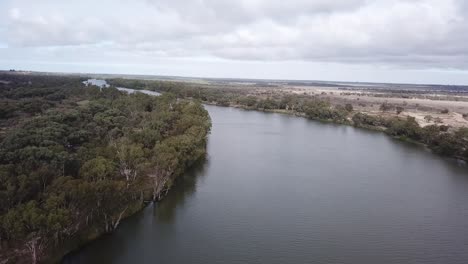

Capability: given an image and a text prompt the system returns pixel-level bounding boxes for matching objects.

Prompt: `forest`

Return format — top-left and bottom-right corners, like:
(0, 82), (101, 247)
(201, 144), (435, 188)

(0, 73), (211, 263)
(108, 78), (468, 161)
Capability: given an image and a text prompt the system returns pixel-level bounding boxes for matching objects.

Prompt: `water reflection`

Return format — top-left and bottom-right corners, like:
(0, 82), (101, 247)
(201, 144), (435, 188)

(155, 157), (209, 223)
(83, 79), (161, 96)
(62, 157), (209, 264)
(65, 105), (468, 264)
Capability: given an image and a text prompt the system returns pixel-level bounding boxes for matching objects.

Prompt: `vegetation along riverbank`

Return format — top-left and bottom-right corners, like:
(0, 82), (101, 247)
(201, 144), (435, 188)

(0, 73), (211, 263)
(108, 78), (468, 161)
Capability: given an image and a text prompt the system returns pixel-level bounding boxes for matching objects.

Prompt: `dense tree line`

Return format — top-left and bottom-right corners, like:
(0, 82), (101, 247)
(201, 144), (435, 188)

(0, 73), (211, 263)
(108, 78), (468, 161)
(352, 113), (468, 158)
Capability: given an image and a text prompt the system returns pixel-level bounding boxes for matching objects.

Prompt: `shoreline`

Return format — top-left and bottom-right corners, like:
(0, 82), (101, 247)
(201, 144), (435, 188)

(38, 77), (467, 261)
(0, 73), (212, 264)
(103, 76), (468, 164)
(203, 102), (467, 163)
(53, 156), (208, 263)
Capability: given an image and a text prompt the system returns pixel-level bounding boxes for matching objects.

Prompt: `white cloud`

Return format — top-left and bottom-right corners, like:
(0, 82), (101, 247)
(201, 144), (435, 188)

(1, 0), (468, 83)
(8, 8), (20, 19)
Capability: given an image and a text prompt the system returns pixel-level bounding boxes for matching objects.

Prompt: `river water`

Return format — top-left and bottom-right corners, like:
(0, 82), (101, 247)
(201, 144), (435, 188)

(64, 85), (468, 264)
(83, 79), (161, 96)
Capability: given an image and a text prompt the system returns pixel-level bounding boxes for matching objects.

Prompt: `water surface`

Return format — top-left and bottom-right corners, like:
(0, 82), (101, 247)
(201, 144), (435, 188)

(83, 79), (160, 96)
(64, 104), (468, 264)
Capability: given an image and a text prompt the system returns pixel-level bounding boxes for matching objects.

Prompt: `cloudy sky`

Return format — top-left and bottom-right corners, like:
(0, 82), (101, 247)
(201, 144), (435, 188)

(1, 0), (468, 84)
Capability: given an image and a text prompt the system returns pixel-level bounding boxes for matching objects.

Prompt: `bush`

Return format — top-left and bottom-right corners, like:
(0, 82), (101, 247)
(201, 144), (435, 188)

(385, 116), (421, 140)
(439, 125), (450, 132)
(217, 98), (230, 107)
(396, 106), (404, 115)
(352, 113), (384, 127)
(239, 96), (257, 107)
(379, 102), (393, 112)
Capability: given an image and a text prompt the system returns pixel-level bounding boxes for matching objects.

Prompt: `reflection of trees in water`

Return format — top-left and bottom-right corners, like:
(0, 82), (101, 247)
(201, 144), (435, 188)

(62, 158), (210, 264)
(155, 157), (209, 223)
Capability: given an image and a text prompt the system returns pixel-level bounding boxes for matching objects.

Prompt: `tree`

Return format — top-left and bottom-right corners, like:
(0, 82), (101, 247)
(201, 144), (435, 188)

(148, 142), (179, 201)
(424, 115), (433, 122)
(385, 116), (421, 140)
(80, 157), (116, 182)
(0, 74), (212, 262)
(379, 102), (393, 112)
(240, 96), (257, 107)
(114, 138), (145, 184)
(396, 106), (404, 115)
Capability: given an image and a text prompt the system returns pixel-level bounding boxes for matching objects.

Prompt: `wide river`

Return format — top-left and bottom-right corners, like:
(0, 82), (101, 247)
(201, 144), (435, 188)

(64, 103), (468, 263)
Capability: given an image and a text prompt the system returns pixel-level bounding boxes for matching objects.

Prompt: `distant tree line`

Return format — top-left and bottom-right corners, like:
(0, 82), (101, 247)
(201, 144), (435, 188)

(0, 74), (211, 263)
(108, 78), (468, 161)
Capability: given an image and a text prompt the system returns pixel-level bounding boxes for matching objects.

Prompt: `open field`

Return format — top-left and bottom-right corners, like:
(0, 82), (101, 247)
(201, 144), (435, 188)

(192, 78), (468, 129)
(142, 75), (468, 129)
(256, 85), (468, 128)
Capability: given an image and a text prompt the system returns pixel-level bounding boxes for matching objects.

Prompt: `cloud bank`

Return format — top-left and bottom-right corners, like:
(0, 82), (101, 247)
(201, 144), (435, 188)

(2, 0), (468, 83)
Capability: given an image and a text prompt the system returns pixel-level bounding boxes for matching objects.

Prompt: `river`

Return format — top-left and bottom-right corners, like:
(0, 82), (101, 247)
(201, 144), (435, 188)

(83, 79), (161, 96)
(64, 83), (468, 264)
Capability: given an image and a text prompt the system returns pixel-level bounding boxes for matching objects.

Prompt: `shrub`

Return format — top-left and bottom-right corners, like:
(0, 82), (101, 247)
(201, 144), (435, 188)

(396, 106), (404, 115)
(379, 102), (393, 112)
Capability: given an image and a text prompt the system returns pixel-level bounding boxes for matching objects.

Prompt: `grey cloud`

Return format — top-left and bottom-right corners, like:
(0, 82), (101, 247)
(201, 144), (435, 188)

(3, 0), (468, 70)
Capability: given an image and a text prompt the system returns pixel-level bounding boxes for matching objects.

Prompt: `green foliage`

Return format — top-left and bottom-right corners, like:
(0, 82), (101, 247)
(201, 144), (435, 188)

(385, 116), (421, 139)
(108, 77), (468, 163)
(352, 113), (386, 128)
(0, 73), (211, 262)
(239, 96), (257, 107)
(257, 98), (279, 110)
(80, 157), (116, 181)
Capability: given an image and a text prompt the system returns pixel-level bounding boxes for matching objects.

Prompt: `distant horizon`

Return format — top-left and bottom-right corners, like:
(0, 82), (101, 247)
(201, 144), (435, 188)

(3, 1), (468, 86)
(3, 68), (468, 87)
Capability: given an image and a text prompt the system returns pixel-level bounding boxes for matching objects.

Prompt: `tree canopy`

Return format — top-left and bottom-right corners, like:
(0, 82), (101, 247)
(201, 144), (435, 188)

(0, 73), (211, 263)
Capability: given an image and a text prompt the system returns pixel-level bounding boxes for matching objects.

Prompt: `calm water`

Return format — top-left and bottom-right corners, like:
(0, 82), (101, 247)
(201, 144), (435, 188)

(83, 79), (161, 96)
(64, 105), (468, 264)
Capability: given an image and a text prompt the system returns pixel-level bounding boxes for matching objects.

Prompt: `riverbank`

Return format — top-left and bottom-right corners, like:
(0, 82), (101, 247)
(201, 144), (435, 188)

(51, 156), (208, 263)
(199, 101), (466, 162)
(64, 103), (468, 264)
(0, 73), (211, 264)
(102, 76), (468, 164)
(102, 76), (468, 128)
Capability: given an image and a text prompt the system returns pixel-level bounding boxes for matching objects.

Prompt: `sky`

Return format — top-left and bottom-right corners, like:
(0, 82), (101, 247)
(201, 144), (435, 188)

(1, 0), (468, 85)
